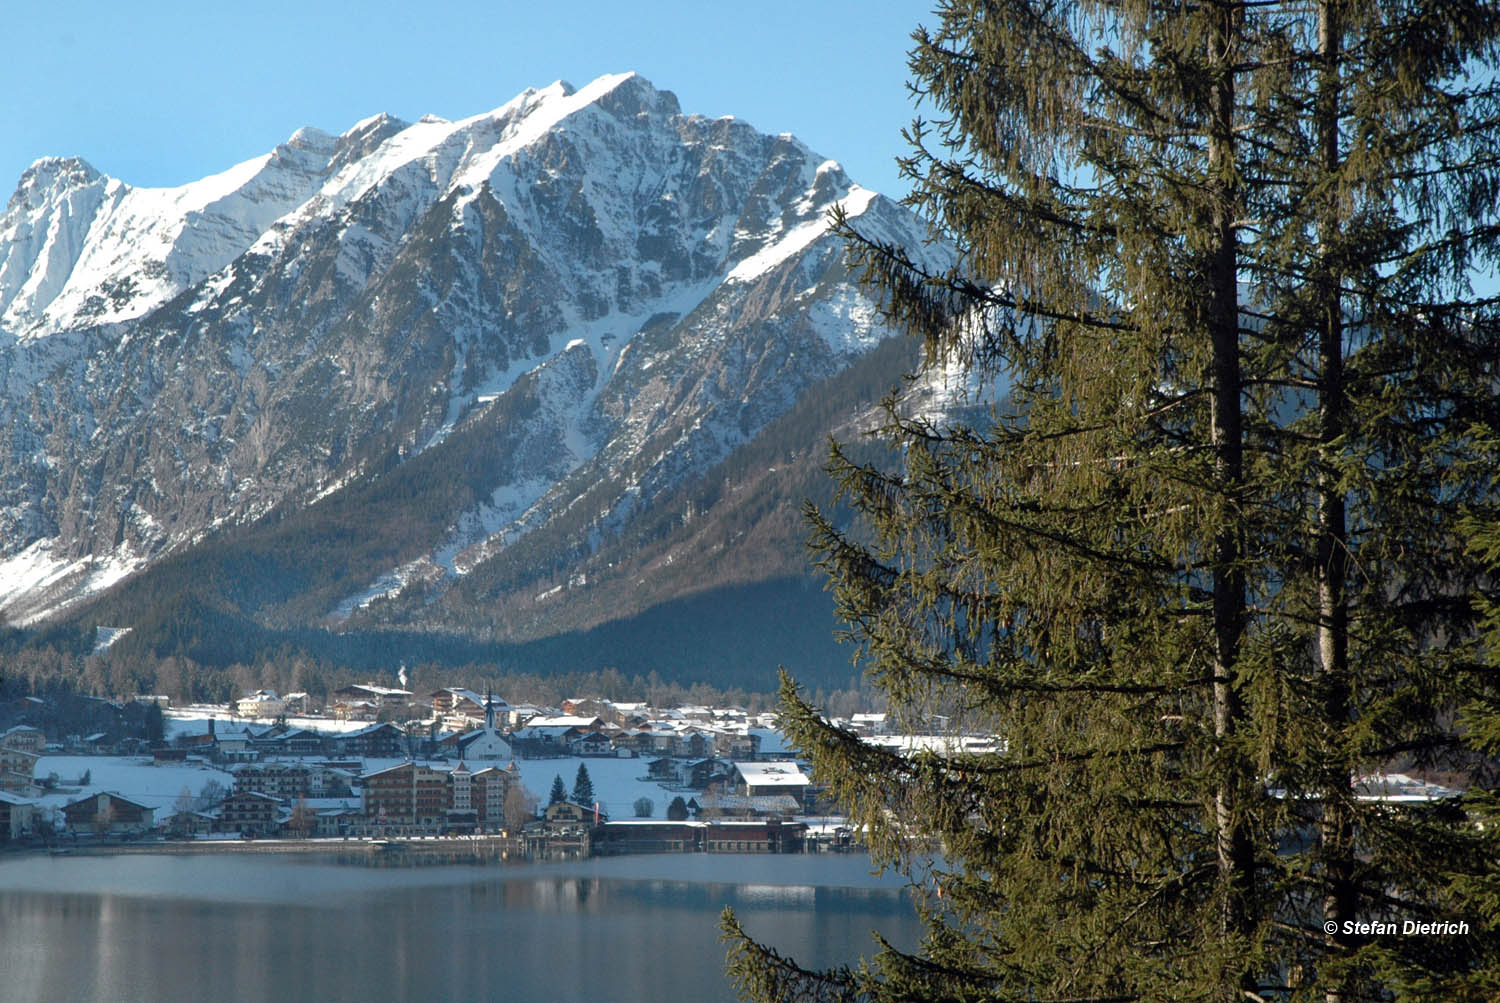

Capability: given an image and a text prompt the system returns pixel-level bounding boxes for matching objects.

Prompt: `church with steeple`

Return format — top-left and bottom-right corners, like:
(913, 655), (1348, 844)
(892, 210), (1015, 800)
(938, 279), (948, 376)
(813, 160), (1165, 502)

(451, 690), (514, 761)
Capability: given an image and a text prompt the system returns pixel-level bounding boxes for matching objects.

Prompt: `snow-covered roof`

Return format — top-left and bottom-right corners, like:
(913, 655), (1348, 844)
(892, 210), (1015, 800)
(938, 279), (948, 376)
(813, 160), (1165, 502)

(733, 762), (809, 787)
(336, 683), (412, 698)
(435, 687), (492, 706)
(1353, 773), (1464, 803)
(65, 790), (152, 811)
(341, 722), (402, 738)
(749, 728), (793, 755)
(525, 715), (600, 729)
(600, 819), (708, 828)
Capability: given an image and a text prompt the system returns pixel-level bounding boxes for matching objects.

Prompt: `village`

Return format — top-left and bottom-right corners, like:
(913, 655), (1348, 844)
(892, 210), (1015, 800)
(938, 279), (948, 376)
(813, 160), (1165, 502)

(0, 682), (923, 858)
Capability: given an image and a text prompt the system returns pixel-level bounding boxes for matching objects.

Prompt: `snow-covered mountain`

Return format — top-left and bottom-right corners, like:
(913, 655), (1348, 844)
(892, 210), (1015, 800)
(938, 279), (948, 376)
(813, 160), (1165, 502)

(0, 73), (942, 668)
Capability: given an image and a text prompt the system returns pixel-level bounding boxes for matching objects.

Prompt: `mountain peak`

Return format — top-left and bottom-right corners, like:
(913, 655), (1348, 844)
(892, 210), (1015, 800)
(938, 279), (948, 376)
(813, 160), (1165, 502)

(7, 156), (105, 213)
(342, 112), (408, 140)
(285, 126), (337, 156)
(578, 71), (681, 120)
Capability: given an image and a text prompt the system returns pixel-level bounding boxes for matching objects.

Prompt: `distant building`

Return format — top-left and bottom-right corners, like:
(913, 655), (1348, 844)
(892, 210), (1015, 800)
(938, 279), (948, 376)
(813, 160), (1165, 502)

(63, 792), (154, 836)
(511, 716), (602, 756)
(236, 690), (287, 718)
(0, 791), (39, 842)
(430, 688), (492, 720)
(700, 819), (806, 853)
(450, 694), (514, 762)
(216, 791), (284, 836)
(250, 727), (326, 758)
(333, 683), (413, 709)
(0, 725), (45, 754)
(362, 762), (450, 831)
(731, 762), (809, 800)
(231, 762), (321, 801)
(470, 765), (515, 829)
(569, 732), (613, 757)
(161, 808), (217, 838)
(0, 747), (40, 794)
(330, 722), (406, 759)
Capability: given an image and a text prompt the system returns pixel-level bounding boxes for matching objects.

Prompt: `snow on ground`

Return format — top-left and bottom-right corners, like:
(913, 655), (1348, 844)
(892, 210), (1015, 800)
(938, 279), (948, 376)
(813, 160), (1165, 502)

(164, 709), (377, 737)
(511, 756), (681, 820)
(32, 755), (234, 818)
(30, 750), (718, 826)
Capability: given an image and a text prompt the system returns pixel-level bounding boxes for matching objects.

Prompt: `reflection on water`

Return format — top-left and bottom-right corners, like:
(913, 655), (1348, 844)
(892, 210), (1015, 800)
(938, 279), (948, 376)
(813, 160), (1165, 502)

(0, 853), (919, 1003)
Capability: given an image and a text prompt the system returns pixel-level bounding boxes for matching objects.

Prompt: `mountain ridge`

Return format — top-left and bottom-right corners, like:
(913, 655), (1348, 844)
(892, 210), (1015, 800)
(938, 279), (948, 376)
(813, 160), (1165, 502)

(0, 72), (947, 685)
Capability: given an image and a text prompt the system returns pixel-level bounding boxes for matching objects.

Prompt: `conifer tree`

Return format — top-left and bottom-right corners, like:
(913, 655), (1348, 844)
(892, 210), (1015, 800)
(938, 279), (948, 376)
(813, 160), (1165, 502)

(725, 2), (1500, 1000)
(548, 773), (566, 806)
(572, 763), (595, 807)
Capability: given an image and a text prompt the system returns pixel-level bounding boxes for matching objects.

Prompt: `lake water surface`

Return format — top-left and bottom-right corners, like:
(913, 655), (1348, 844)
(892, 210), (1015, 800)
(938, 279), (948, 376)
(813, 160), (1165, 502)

(0, 851), (920, 1002)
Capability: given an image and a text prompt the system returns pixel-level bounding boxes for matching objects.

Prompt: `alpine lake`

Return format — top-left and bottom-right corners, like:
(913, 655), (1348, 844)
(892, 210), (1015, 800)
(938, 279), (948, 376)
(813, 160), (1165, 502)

(0, 848), (921, 1002)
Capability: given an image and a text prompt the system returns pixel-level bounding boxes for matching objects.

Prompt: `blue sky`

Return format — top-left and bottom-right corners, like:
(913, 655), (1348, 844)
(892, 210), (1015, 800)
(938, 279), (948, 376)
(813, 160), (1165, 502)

(2, 1), (930, 202)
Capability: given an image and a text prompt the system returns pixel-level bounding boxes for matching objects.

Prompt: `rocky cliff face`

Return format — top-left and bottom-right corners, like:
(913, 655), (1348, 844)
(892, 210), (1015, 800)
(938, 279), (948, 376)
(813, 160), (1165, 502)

(0, 73), (943, 653)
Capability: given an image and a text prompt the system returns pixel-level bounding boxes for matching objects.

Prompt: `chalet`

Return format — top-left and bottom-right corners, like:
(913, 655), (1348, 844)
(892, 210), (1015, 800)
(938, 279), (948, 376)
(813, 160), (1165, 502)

(732, 762), (809, 800)
(332, 683), (413, 710)
(506, 704), (549, 730)
(637, 726), (684, 757)
(714, 730), (760, 761)
(613, 728), (658, 757)
(0, 747), (40, 794)
(212, 725), (257, 762)
(334, 699), (377, 722)
(231, 762), (319, 800)
(569, 731), (613, 757)
(64, 792), (154, 836)
(316, 805), (363, 837)
(259, 727), (326, 757)
(528, 799), (606, 857)
(685, 757), (735, 791)
(609, 702), (651, 727)
(680, 729), (714, 760)
(430, 687), (488, 719)
(0, 724), (45, 754)
(362, 762), (450, 830)
(510, 716), (601, 756)
(216, 790), (285, 836)
(561, 697), (620, 720)
(646, 757), (681, 783)
(0, 790), (39, 842)
(161, 808), (217, 838)
(544, 799), (607, 824)
(236, 690), (287, 718)
(330, 722), (406, 758)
